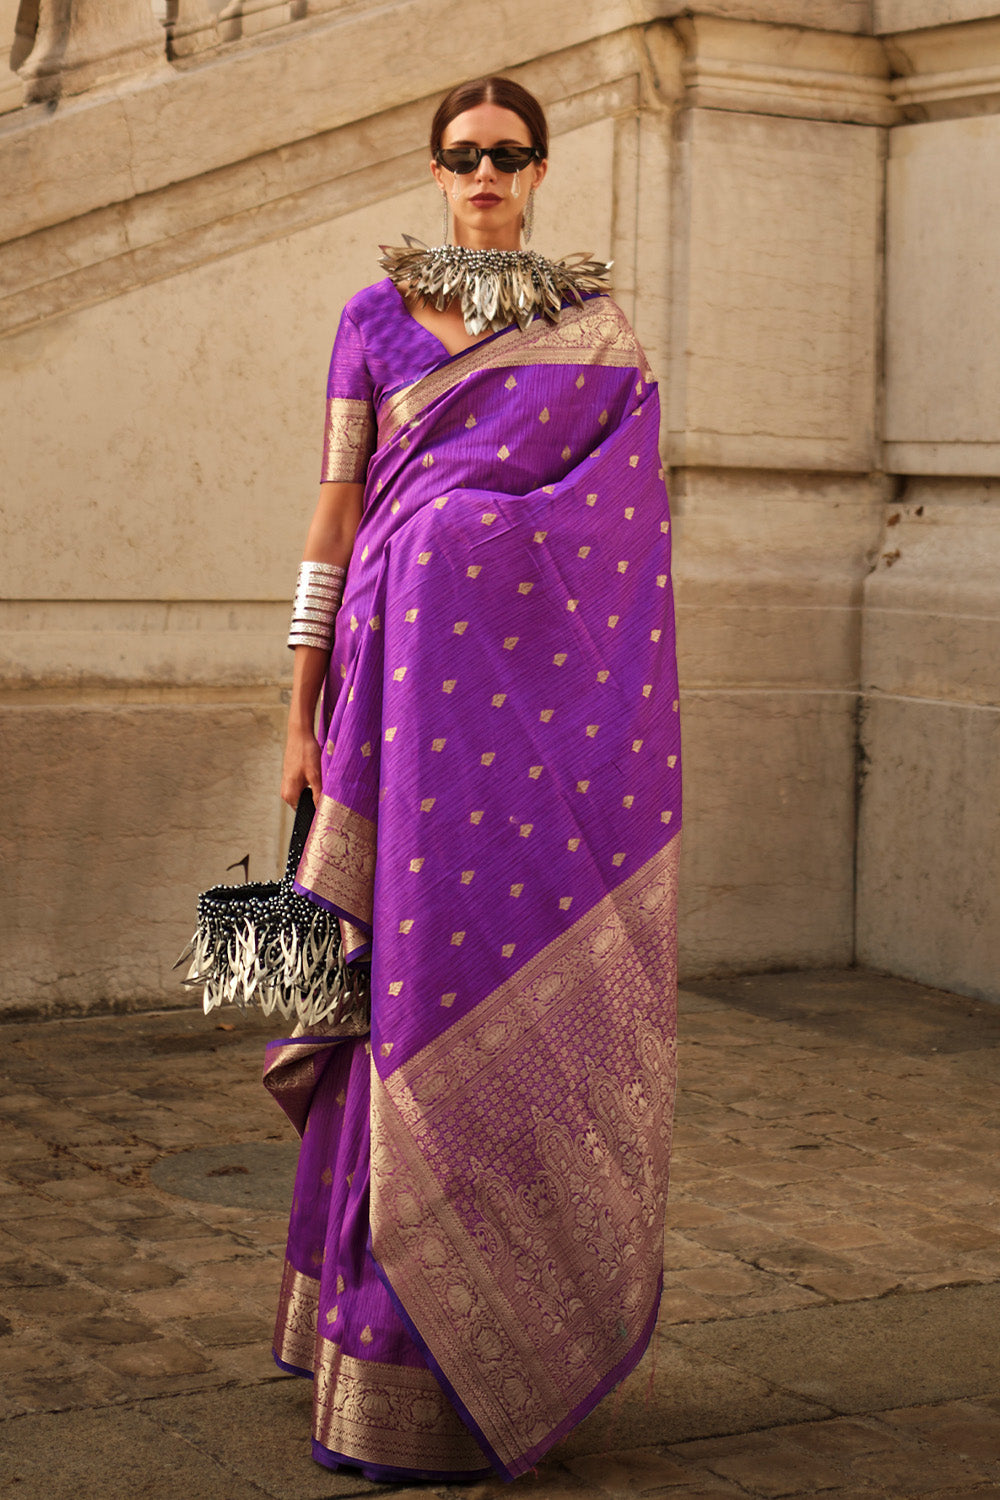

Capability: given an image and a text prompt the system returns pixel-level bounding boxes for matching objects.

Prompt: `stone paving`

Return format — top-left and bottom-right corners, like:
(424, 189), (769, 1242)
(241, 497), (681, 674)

(1, 969), (998, 1499)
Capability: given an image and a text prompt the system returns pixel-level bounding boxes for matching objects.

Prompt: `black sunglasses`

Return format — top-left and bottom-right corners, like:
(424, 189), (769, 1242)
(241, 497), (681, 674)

(435, 144), (541, 175)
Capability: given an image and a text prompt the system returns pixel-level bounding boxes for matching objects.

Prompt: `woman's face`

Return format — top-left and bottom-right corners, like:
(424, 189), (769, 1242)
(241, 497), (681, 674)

(430, 102), (547, 251)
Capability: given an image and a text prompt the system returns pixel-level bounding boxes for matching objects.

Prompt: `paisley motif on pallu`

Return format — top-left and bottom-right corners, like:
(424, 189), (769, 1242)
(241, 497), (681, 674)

(270, 278), (681, 1479)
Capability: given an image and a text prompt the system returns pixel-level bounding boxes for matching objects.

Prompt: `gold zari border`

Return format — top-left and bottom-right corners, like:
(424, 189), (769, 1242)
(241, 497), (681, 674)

(261, 1042), (321, 1137)
(322, 397), (376, 483)
(379, 298), (651, 444)
(297, 793), (376, 927)
(264, 1030), (368, 1135)
(274, 1257), (319, 1372)
(274, 1259), (487, 1473)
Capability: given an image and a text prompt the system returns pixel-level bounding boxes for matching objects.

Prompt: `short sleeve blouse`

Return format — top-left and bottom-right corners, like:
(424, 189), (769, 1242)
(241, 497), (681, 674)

(320, 305), (377, 484)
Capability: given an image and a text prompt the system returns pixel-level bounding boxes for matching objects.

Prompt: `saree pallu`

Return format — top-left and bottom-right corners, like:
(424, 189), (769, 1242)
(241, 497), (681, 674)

(264, 287), (681, 1481)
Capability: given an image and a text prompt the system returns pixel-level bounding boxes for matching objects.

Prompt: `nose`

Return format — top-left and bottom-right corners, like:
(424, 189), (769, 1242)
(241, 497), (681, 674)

(474, 150), (498, 182)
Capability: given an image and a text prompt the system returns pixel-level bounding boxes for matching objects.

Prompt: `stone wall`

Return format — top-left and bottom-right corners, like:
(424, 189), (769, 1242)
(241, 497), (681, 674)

(859, 24), (1000, 1000)
(1, 1), (998, 1010)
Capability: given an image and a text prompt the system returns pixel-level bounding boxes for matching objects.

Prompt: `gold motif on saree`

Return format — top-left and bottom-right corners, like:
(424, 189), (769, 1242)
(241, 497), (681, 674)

(321, 398), (375, 483)
(297, 793), (376, 928)
(370, 833), (681, 1473)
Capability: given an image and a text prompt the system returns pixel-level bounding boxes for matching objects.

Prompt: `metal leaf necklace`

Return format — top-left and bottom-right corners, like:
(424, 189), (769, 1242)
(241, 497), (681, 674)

(379, 236), (612, 338)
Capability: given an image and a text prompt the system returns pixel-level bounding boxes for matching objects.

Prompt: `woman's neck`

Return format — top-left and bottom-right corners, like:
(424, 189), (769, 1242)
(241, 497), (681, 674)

(452, 228), (523, 253)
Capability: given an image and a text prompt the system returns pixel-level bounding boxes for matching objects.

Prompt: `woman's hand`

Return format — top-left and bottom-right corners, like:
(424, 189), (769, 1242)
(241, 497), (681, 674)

(281, 721), (323, 808)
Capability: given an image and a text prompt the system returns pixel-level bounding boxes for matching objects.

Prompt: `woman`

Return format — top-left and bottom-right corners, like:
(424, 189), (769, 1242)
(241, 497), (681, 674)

(264, 76), (682, 1482)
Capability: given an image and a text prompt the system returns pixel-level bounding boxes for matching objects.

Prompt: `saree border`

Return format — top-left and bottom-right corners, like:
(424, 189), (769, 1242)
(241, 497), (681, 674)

(273, 1259), (488, 1474)
(296, 793), (376, 929)
(370, 831), (681, 1475)
(379, 298), (653, 444)
(322, 397), (376, 483)
(274, 1257), (320, 1371)
(263, 1032), (367, 1134)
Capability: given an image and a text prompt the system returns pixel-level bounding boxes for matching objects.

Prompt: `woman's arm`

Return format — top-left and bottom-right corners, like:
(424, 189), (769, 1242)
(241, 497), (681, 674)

(281, 480), (364, 807)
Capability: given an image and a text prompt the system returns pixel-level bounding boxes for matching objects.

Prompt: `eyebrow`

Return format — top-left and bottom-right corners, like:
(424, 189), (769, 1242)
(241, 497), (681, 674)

(445, 138), (530, 147)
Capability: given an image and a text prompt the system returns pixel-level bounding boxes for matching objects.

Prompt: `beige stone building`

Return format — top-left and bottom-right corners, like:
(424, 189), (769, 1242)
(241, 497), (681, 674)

(1, 0), (997, 1013)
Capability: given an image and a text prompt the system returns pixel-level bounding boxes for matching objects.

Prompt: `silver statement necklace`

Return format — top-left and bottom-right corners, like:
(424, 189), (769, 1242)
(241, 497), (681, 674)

(379, 237), (612, 337)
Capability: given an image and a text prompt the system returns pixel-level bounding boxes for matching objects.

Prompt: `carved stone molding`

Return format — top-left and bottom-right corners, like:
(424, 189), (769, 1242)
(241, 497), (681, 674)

(166, 0), (227, 59)
(168, 0), (301, 59)
(18, 0), (166, 103)
(649, 0), (873, 30)
(674, 16), (897, 125)
(0, 46), (639, 338)
(875, 0), (1000, 31)
(0, 0), (646, 245)
(885, 17), (1000, 120)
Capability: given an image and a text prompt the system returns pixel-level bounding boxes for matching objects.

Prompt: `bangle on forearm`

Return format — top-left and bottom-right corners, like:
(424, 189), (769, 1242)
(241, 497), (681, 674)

(287, 560), (347, 651)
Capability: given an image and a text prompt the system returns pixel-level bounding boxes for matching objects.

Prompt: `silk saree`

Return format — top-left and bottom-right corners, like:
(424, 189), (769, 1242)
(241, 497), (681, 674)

(264, 277), (681, 1481)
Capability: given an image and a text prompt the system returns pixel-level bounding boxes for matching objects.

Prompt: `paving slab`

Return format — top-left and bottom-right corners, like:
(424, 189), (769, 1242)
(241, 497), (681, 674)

(149, 1141), (300, 1209)
(557, 1339), (830, 1457)
(669, 1279), (1000, 1414)
(0, 1406), (275, 1499)
(1, 969), (999, 1498)
(140, 1382), (379, 1500)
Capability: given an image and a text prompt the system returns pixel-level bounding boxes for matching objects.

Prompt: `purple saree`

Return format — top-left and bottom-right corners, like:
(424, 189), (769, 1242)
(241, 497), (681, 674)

(264, 277), (681, 1481)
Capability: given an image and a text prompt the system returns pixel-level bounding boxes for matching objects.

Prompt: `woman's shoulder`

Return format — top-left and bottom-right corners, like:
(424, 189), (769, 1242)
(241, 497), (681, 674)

(578, 290), (627, 325)
(560, 293), (653, 383)
(340, 276), (399, 329)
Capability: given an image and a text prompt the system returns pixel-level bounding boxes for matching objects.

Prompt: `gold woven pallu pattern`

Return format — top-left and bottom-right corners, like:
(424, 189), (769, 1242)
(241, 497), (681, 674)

(370, 832), (680, 1476)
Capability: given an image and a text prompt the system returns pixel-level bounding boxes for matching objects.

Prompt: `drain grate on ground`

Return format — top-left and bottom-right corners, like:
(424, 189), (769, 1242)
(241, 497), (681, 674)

(149, 1142), (299, 1210)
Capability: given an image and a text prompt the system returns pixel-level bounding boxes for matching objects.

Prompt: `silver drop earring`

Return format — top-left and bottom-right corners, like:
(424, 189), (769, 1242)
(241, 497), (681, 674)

(523, 188), (535, 243)
(440, 191), (449, 245)
(511, 168), (521, 199)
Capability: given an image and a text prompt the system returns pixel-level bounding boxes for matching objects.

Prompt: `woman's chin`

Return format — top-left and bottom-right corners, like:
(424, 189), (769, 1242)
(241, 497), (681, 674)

(458, 206), (508, 226)
(454, 214), (521, 247)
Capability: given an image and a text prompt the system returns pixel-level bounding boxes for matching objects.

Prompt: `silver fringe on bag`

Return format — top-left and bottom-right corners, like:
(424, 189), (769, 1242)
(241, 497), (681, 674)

(175, 791), (371, 1031)
(177, 904), (370, 1029)
(379, 238), (612, 337)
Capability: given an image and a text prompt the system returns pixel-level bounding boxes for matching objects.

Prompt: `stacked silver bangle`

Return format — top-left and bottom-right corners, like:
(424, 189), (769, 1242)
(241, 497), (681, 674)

(287, 560), (347, 651)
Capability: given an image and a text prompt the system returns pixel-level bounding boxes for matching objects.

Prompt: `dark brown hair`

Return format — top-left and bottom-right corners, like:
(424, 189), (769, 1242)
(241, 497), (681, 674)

(430, 77), (549, 159)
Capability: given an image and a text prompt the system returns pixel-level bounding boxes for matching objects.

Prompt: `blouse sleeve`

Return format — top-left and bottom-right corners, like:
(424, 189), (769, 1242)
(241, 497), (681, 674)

(320, 305), (377, 484)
